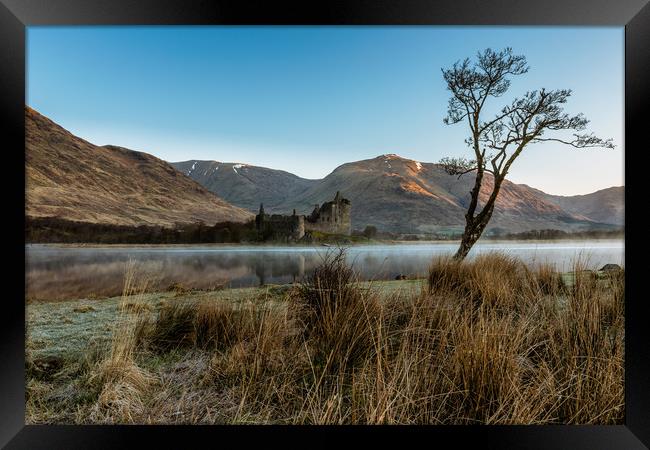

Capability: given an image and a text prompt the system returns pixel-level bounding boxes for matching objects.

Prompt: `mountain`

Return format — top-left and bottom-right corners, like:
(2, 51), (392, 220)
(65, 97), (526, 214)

(26, 107), (253, 227)
(178, 153), (622, 234)
(534, 186), (624, 226)
(170, 160), (317, 212)
(274, 154), (602, 234)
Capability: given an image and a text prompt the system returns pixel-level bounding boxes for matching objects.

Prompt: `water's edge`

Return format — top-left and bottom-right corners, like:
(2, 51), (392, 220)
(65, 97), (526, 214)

(26, 240), (624, 301)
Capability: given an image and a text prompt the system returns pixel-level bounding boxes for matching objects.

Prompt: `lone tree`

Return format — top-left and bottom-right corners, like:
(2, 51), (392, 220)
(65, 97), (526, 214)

(363, 225), (378, 239)
(440, 48), (614, 260)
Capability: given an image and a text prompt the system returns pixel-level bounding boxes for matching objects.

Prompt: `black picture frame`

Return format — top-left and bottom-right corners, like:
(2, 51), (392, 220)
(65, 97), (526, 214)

(2, 1), (648, 448)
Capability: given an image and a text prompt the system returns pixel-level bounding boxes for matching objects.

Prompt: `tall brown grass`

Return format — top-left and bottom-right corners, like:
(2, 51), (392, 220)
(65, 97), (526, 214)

(30, 251), (624, 425)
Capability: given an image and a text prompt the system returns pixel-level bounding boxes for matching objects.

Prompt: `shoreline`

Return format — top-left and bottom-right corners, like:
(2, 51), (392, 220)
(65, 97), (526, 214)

(25, 237), (624, 249)
(27, 268), (618, 304)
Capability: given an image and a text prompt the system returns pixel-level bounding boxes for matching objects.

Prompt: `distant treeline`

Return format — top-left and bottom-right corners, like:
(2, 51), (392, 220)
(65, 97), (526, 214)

(485, 228), (624, 240)
(27, 217), (624, 244)
(397, 233), (463, 241)
(26, 217), (259, 244)
(355, 227), (624, 242)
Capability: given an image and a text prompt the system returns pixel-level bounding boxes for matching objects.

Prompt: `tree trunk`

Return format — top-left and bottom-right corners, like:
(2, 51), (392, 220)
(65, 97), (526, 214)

(454, 205), (496, 261)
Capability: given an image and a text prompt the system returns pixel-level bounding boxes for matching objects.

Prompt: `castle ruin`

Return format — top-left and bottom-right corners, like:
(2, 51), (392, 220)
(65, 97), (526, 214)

(255, 191), (351, 241)
(255, 205), (305, 241)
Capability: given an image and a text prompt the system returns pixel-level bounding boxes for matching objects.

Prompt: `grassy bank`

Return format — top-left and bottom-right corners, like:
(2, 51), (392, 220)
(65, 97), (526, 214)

(26, 252), (624, 424)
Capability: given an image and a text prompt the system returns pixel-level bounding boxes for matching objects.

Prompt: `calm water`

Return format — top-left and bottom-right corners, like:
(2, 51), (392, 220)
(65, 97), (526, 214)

(26, 241), (624, 301)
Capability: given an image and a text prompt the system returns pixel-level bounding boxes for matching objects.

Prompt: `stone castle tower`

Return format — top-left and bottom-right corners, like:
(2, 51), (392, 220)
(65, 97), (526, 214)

(305, 191), (351, 235)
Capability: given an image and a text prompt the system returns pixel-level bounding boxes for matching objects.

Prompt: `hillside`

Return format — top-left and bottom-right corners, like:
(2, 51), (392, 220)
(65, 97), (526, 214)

(26, 107), (253, 227)
(535, 186), (624, 226)
(170, 160), (317, 212)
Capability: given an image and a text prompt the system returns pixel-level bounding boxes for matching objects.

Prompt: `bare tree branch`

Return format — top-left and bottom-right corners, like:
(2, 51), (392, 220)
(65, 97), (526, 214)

(438, 156), (481, 179)
(531, 134), (615, 149)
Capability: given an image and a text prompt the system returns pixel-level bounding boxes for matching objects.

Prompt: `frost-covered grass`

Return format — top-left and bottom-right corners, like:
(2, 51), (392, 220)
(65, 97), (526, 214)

(27, 280), (422, 360)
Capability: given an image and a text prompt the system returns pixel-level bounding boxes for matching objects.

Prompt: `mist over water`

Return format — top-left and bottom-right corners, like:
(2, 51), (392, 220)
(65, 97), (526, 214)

(25, 241), (624, 301)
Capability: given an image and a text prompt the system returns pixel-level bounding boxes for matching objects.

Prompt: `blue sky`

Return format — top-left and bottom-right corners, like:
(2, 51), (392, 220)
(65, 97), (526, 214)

(27, 26), (623, 195)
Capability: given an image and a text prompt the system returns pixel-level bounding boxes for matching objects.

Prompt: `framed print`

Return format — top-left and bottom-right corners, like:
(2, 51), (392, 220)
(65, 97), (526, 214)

(1, 0), (649, 448)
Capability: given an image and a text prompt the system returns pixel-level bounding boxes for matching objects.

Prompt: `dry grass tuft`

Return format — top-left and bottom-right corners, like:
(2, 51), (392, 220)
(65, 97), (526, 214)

(168, 282), (191, 296)
(427, 253), (538, 309)
(87, 260), (156, 423)
(533, 263), (567, 296)
(296, 249), (381, 373)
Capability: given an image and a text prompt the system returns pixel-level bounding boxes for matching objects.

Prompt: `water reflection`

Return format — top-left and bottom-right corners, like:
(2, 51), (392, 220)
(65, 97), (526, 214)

(25, 241), (624, 301)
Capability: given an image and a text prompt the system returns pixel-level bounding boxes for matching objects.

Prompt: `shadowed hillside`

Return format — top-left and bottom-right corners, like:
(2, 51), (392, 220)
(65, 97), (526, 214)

(171, 160), (317, 212)
(534, 186), (624, 226)
(26, 107), (253, 227)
